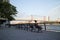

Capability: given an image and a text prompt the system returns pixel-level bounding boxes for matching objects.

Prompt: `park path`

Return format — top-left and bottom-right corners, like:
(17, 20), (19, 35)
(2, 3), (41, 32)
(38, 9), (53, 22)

(0, 28), (60, 40)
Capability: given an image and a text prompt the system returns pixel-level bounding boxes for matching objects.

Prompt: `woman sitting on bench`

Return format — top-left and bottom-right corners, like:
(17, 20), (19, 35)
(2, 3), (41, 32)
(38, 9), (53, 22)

(34, 20), (42, 32)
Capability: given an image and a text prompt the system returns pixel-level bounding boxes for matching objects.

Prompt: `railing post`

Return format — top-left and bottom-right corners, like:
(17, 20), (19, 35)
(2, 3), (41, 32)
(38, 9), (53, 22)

(44, 23), (46, 31)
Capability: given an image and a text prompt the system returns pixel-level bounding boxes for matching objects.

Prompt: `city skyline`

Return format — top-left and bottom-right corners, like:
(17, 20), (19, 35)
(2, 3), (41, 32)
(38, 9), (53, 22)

(10, 0), (60, 20)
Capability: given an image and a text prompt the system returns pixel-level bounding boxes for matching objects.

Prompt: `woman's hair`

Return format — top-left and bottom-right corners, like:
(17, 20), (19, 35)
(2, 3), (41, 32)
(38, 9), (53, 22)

(34, 20), (37, 23)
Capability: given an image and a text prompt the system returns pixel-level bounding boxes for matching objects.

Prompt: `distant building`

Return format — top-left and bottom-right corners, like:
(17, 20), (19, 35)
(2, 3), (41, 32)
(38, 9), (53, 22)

(0, 0), (10, 3)
(56, 18), (60, 21)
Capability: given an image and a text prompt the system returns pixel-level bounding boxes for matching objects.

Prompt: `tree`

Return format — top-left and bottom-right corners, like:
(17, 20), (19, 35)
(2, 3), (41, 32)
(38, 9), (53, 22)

(0, 2), (17, 20)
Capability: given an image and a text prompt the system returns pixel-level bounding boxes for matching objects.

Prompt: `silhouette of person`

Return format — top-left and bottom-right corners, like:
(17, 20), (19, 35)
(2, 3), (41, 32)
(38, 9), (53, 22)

(34, 20), (42, 32)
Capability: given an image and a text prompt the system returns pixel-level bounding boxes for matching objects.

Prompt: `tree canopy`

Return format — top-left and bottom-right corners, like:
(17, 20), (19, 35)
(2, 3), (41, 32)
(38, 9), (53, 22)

(0, 2), (17, 20)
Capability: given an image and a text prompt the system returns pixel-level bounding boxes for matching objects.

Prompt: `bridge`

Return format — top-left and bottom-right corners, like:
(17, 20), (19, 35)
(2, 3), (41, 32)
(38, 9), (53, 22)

(10, 19), (60, 25)
(11, 15), (60, 24)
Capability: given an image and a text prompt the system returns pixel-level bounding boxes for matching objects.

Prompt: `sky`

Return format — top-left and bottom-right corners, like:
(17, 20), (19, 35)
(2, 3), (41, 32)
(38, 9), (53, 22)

(10, 0), (60, 20)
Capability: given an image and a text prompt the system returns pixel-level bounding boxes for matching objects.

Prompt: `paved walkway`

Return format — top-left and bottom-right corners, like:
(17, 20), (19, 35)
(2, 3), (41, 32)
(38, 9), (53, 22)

(0, 28), (60, 40)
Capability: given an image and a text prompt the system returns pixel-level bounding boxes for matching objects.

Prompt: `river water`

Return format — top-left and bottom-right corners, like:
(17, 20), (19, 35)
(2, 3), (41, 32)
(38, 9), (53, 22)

(41, 25), (60, 32)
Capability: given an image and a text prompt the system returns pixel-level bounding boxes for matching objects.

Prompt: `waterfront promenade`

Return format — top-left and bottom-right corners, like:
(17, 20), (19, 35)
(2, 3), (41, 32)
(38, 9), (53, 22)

(0, 28), (60, 40)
